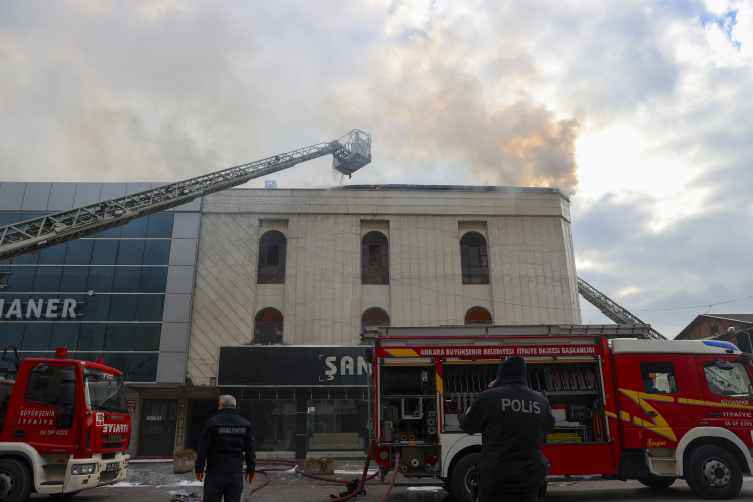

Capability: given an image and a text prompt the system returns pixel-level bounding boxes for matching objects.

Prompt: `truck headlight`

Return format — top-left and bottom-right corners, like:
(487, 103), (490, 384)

(72, 464), (96, 475)
(124, 459), (129, 468)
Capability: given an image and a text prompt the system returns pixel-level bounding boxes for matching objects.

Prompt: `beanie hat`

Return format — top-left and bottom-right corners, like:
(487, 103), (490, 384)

(498, 355), (526, 380)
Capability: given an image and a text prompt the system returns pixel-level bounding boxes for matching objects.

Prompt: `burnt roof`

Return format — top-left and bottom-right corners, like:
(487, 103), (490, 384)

(334, 184), (568, 199)
(675, 314), (753, 339)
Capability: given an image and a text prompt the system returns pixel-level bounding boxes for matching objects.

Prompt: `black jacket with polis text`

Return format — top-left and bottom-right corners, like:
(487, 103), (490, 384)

(459, 378), (555, 499)
(195, 408), (256, 474)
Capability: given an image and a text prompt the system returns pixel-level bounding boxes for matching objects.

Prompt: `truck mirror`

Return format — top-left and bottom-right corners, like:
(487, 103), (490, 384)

(714, 359), (735, 370)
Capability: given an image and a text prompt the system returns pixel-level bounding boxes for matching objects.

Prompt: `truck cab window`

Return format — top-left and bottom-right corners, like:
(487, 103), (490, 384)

(702, 361), (753, 398)
(25, 365), (72, 407)
(639, 361), (678, 395)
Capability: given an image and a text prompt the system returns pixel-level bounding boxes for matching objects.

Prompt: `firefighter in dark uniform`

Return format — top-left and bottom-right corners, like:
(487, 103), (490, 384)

(460, 356), (555, 502)
(195, 395), (256, 502)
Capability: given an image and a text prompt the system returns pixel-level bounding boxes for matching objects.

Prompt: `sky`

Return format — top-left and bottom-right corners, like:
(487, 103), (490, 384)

(1, 0), (752, 337)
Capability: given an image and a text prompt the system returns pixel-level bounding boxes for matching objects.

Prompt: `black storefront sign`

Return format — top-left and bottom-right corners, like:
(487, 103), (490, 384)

(217, 346), (373, 387)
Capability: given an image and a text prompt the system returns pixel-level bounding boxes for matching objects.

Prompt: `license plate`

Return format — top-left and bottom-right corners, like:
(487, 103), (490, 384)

(106, 463), (119, 472)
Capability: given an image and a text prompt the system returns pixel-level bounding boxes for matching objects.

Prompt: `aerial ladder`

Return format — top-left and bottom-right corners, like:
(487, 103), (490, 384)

(0, 130), (371, 262)
(578, 277), (666, 340)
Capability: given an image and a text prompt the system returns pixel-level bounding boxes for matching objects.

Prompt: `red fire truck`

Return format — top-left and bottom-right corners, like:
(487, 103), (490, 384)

(368, 325), (753, 500)
(0, 346), (130, 501)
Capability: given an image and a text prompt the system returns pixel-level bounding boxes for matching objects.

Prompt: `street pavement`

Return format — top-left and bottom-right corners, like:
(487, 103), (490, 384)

(31, 461), (753, 501)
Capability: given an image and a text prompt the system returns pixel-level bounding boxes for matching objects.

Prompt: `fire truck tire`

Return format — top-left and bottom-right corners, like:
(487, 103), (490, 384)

(49, 491), (81, 498)
(449, 453), (480, 502)
(637, 477), (676, 489)
(0, 458), (33, 502)
(684, 445), (743, 500)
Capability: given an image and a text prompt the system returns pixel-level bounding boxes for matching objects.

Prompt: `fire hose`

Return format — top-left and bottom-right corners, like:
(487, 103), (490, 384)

(243, 444), (400, 502)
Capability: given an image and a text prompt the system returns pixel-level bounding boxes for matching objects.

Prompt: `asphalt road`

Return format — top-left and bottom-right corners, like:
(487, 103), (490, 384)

(30, 462), (753, 502)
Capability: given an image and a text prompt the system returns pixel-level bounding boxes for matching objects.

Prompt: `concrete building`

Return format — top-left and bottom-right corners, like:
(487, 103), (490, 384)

(0, 182), (581, 458)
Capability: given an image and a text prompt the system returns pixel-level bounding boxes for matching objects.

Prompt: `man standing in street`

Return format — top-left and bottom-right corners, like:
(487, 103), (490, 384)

(460, 356), (555, 502)
(195, 395), (256, 502)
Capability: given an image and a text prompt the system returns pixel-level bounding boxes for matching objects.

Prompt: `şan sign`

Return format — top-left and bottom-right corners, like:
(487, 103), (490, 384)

(0, 299), (79, 320)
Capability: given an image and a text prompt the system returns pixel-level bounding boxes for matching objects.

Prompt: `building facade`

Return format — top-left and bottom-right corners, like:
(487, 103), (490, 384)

(0, 182), (581, 458)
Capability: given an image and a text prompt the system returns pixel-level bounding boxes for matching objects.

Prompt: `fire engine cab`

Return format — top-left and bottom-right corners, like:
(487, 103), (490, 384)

(368, 325), (753, 500)
(0, 346), (130, 501)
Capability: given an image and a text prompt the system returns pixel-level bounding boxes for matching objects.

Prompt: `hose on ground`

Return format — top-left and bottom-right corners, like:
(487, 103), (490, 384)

(378, 454), (399, 502)
(323, 444), (373, 502)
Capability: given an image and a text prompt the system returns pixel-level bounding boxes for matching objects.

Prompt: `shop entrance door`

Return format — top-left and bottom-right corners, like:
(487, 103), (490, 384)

(138, 399), (178, 457)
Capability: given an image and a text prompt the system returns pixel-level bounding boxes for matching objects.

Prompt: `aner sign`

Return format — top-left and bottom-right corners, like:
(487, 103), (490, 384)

(0, 298), (78, 319)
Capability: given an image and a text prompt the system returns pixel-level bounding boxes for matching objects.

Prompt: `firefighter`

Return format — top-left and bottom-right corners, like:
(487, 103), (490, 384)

(195, 395), (256, 502)
(459, 356), (555, 502)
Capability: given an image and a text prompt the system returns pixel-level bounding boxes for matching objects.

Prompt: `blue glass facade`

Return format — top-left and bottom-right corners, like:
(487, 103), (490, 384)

(0, 212), (174, 382)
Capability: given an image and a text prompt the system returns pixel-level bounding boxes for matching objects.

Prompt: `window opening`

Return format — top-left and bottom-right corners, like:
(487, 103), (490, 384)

(639, 361), (678, 395)
(25, 365), (74, 408)
(464, 306), (492, 325)
(362, 307), (390, 327)
(255, 308), (283, 345)
(362, 231), (389, 285)
(460, 232), (489, 284)
(258, 231), (286, 284)
(703, 361), (753, 398)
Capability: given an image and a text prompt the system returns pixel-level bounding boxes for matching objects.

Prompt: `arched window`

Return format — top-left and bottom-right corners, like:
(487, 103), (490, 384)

(460, 232), (489, 284)
(254, 308), (283, 345)
(362, 307), (390, 327)
(465, 306), (492, 325)
(362, 231), (389, 285)
(258, 230), (286, 284)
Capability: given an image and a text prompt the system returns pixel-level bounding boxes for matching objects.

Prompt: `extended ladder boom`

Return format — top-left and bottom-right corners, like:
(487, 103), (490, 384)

(578, 277), (666, 340)
(0, 130), (371, 262)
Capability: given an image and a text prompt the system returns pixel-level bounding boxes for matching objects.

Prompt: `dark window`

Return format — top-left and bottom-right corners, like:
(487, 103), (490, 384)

(109, 294), (138, 321)
(75, 352), (104, 363)
(104, 323), (134, 351)
(139, 267), (168, 293)
(254, 308), (283, 345)
(639, 361), (678, 395)
(117, 240), (145, 265)
(143, 240), (171, 265)
(464, 306), (492, 325)
(129, 353), (158, 382)
(78, 324), (106, 351)
(21, 323), (53, 350)
(65, 240), (94, 265)
(113, 267), (141, 292)
(95, 225), (121, 238)
(104, 352), (130, 381)
(25, 365), (73, 408)
(133, 324), (161, 351)
(60, 267), (89, 292)
(12, 248), (39, 265)
(91, 241), (119, 264)
(257, 231), (286, 284)
(460, 232), (489, 284)
(50, 323), (79, 350)
(87, 267), (115, 292)
(38, 243), (67, 264)
(136, 295), (164, 321)
(33, 266), (62, 291)
(121, 217), (149, 238)
(82, 294), (111, 321)
(146, 213), (174, 238)
(362, 307), (390, 327)
(0, 324), (24, 350)
(7, 267), (36, 292)
(361, 232), (389, 285)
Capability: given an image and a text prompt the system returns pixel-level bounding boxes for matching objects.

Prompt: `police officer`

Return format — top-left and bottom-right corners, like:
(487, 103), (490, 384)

(195, 395), (256, 502)
(459, 356), (555, 502)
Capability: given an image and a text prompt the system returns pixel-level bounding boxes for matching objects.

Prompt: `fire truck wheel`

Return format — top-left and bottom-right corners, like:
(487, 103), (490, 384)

(49, 491), (81, 498)
(685, 445), (743, 500)
(450, 453), (480, 502)
(0, 458), (33, 502)
(637, 477), (676, 489)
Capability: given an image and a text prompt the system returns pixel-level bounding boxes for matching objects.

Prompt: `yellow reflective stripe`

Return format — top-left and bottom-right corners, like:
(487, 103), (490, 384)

(620, 411), (630, 422)
(619, 388), (677, 442)
(384, 348), (420, 358)
(639, 393), (675, 403)
(436, 375), (444, 396)
(605, 411), (617, 419)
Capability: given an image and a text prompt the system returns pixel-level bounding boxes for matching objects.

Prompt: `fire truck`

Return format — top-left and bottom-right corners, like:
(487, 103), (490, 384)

(0, 346), (129, 501)
(368, 324), (753, 500)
